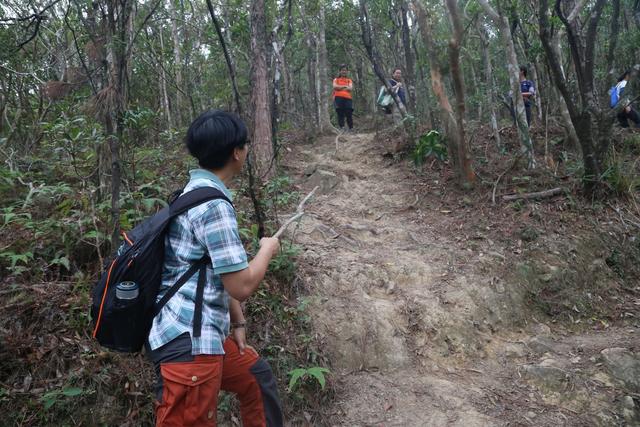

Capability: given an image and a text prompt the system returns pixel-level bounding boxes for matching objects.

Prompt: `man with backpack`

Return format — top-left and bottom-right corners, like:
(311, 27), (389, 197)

(519, 65), (535, 127)
(611, 71), (640, 128)
(147, 110), (282, 426)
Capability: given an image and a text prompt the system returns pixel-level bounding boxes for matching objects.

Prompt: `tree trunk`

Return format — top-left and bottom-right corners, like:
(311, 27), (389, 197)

(445, 0), (474, 185)
(477, 20), (501, 148)
(400, 1), (415, 112)
(316, 3), (332, 134)
(301, 2), (319, 133)
(606, 0), (621, 80)
(158, 30), (173, 127)
(478, 0), (536, 168)
(168, 0), (183, 126)
(550, 29), (579, 148)
(360, 1), (414, 147)
(414, 0), (474, 186)
(249, 0), (274, 180)
(206, 0), (243, 116)
(539, 0), (610, 194)
(103, 0), (134, 247)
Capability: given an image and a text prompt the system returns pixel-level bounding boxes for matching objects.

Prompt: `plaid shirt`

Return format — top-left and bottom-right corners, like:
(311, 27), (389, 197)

(148, 169), (249, 355)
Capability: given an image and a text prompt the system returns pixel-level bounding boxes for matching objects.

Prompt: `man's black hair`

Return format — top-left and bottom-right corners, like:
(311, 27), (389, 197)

(617, 70), (631, 83)
(519, 66), (528, 78)
(392, 67), (402, 73)
(339, 63), (348, 70)
(185, 110), (248, 170)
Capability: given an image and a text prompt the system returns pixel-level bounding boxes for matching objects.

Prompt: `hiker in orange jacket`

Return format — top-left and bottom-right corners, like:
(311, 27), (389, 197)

(333, 64), (354, 133)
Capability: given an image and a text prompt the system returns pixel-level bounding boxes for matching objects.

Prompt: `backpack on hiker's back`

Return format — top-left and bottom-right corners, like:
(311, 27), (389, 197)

(610, 80), (627, 108)
(377, 86), (394, 108)
(90, 187), (230, 353)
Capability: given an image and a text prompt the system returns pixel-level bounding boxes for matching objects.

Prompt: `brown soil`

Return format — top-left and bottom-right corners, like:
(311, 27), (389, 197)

(281, 130), (640, 426)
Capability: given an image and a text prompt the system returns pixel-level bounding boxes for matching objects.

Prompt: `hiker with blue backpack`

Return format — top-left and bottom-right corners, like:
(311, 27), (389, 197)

(519, 66), (536, 127)
(91, 110), (284, 426)
(611, 71), (640, 128)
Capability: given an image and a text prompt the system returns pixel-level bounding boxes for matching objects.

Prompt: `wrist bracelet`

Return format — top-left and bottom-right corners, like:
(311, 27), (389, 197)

(232, 321), (246, 329)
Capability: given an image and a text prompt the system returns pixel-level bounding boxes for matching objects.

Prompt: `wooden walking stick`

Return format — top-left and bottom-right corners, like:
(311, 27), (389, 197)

(273, 186), (318, 238)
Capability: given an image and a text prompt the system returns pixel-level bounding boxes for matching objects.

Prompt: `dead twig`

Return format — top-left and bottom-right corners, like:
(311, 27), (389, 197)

(273, 186), (318, 238)
(502, 187), (564, 202)
(492, 154), (523, 204)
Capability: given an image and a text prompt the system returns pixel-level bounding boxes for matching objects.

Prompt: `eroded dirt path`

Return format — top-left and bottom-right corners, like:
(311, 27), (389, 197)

(283, 132), (639, 426)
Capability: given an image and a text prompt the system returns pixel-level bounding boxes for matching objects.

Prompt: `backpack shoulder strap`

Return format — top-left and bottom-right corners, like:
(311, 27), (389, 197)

(153, 256), (209, 316)
(169, 186), (232, 218)
(152, 187), (232, 322)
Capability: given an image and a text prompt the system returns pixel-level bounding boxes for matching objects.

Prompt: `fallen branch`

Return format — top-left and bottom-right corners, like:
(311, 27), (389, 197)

(492, 153), (523, 204)
(273, 186), (318, 238)
(502, 187), (564, 202)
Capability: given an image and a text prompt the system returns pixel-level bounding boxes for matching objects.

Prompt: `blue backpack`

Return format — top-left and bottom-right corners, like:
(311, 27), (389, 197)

(610, 85), (620, 108)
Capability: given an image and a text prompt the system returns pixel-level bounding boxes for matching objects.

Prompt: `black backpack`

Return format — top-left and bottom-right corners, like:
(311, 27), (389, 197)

(90, 187), (231, 353)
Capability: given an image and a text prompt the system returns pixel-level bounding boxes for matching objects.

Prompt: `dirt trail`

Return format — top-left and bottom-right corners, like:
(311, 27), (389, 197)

(284, 132), (639, 426)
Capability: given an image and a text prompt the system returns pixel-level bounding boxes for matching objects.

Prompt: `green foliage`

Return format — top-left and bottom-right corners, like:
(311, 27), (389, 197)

(40, 387), (86, 411)
(412, 130), (447, 167)
(0, 250), (34, 275)
(288, 366), (330, 392)
(269, 243), (301, 282)
(1, 206), (31, 226)
(239, 223), (261, 253)
(264, 175), (299, 208)
(601, 159), (640, 197)
(122, 107), (156, 131)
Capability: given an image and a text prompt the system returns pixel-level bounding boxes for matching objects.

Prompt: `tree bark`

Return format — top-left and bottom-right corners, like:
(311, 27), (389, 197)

(301, 1), (319, 133)
(360, 2), (408, 119)
(158, 30), (173, 127)
(168, 0), (183, 125)
(477, 20), (501, 148)
(539, 0), (611, 193)
(550, 28), (579, 148)
(249, 0), (274, 180)
(414, 0), (474, 186)
(206, 0), (243, 116)
(445, 0), (474, 185)
(400, 1), (415, 112)
(478, 0), (536, 168)
(605, 0), (621, 80)
(316, 2), (332, 134)
(104, 0), (134, 247)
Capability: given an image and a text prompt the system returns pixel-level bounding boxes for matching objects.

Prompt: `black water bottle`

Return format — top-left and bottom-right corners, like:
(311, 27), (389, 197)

(113, 281), (142, 351)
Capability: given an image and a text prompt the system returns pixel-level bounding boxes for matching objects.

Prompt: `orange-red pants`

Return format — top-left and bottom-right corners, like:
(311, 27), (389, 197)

(152, 335), (283, 427)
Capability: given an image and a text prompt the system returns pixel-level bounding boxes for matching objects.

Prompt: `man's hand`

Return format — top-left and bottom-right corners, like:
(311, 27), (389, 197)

(232, 326), (247, 354)
(259, 237), (280, 257)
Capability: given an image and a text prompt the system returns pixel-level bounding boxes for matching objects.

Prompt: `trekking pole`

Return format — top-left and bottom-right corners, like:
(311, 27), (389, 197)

(273, 186), (319, 238)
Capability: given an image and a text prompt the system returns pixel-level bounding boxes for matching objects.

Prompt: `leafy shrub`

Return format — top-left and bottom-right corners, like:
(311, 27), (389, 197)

(412, 130), (447, 167)
(269, 243), (300, 282)
(288, 366), (330, 392)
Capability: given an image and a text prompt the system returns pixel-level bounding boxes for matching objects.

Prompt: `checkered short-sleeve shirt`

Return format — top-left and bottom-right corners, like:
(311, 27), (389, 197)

(147, 169), (249, 355)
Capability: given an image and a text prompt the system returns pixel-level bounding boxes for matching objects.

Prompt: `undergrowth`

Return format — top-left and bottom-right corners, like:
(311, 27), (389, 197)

(0, 110), (331, 425)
